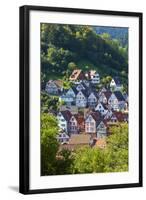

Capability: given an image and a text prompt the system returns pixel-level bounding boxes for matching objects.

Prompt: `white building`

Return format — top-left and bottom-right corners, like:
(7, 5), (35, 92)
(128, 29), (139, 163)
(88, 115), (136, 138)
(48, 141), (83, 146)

(95, 102), (108, 116)
(108, 91), (125, 111)
(57, 132), (70, 144)
(96, 121), (107, 138)
(110, 77), (123, 91)
(57, 110), (72, 133)
(76, 90), (87, 108)
(90, 70), (100, 84)
(88, 92), (98, 107)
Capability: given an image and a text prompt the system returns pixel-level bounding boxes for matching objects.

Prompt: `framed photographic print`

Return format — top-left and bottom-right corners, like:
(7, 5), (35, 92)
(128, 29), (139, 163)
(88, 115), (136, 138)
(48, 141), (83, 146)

(19, 5), (143, 194)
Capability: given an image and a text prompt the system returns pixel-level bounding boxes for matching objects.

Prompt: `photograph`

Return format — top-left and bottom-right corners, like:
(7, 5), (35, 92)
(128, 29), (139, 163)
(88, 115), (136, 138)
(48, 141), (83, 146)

(40, 23), (129, 176)
(19, 6), (142, 193)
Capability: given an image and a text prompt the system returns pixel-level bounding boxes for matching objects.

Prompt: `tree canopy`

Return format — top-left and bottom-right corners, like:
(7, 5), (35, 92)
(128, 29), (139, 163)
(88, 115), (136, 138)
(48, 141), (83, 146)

(41, 117), (128, 175)
(41, 113), (59, 175)
(41, 24), (128, 83)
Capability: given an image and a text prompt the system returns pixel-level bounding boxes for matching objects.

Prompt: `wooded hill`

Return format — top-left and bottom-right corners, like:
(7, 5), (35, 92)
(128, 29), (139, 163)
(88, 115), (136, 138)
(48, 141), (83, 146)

(94, 26), (128, 47)
(41, 24), (128, 83)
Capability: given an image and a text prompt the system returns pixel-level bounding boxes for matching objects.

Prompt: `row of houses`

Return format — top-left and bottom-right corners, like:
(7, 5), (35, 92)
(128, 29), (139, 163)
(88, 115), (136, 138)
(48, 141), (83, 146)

(45, 81), (127, 112)
(43, 69), (128, 149)
(69, 69), (100, 84)
(45, 70), (124, 95)
(57, 109), (128, 144)
(60, 88), (127, 111)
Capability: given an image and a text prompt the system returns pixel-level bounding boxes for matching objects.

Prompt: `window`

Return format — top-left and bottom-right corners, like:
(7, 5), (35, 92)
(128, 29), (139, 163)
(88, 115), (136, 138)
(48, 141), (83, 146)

(90, 128), (94, 132)
(89, 116), (92, 121)
(100, 124), (104, 128)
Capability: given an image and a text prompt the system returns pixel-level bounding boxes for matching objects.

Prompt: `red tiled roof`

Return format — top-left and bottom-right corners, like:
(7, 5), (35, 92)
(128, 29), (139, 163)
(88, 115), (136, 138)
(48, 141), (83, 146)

(103, 91), (112, 100)
(74, 114), (84, 125)
(90, 111), (101, 121)
(61, 110), (72, 121)
(69, 69), (82, 80)
(113, 111), (128, 122)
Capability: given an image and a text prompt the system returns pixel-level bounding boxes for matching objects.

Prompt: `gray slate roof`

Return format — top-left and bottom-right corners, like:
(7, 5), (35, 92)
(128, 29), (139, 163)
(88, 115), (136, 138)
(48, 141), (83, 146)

(114, 91), (125, 101)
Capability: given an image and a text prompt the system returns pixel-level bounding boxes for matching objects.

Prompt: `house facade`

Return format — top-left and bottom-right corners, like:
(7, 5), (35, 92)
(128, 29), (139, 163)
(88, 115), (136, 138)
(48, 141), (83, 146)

(60, 87), (77, 105)
(76, 90), (87, 108)
(88, 92), (98, 107)
(45, 80), (63, 95)
(108, 91), (125, 111)
(60, 94), (74, 105)
(104, 110), (113, 120)
(85, 112), (101, 133)
(76, 83), (86, 91)
(85, 114), (96, 133)
(90, 70), (100, 84)
(96, 121), (107, 138)
(45, 81), (60, 94)
(85, 70), (100, 84)
(110, 77), (123, 91)
(108, 93), (119, 110)
(69, 115), (78, 134)
(57, 132), (70, 144)
(57, 110), (72, 133)
(99, 91), (112, 104)
(95, 102), (108, 116)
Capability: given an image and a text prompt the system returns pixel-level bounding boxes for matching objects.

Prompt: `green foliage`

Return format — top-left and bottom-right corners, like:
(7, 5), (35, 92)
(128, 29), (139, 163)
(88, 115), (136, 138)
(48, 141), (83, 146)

(41, 24), (128, 81)
(41, 114), (74, 175)
(104, 123), (128, 172)
(41, 92), (63, 113)
(68, 62), (77, 71)
(63, 80), (73, 89)
(94, 26), (128, 47)
(55, 149), (74, 175)
(72, 147), (105, 174)
(71, 123), (128, 174)
(47, 46), (76, 74)
(100, 75), (112, 88)
(41, 121), (128, 175)
(41, 113), (59, 175)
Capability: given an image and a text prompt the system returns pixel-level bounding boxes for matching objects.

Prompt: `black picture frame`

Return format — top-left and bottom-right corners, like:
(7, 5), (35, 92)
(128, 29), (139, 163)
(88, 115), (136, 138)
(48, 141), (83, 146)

(19, 5), (143, 194)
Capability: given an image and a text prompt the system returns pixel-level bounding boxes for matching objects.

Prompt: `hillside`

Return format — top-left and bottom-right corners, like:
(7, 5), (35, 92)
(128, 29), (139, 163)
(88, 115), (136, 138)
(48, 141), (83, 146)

(41, 24), (128, 83)
(94, 26), (128, 47)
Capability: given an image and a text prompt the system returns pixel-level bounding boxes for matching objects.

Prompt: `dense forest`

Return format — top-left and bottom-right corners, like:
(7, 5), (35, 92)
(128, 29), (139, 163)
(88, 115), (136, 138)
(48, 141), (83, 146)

(94, 26), (128, 47)
(41, 24), (128, 83)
